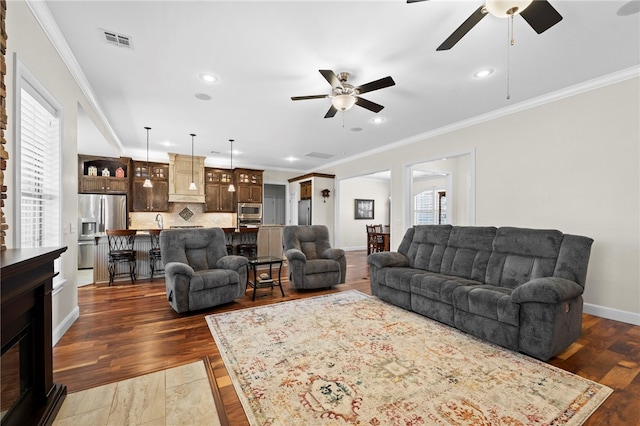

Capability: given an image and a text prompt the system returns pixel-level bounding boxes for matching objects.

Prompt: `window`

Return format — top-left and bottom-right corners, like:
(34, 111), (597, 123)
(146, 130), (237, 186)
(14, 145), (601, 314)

(414, 189), (446, 225)
(17, 84), (61, 248)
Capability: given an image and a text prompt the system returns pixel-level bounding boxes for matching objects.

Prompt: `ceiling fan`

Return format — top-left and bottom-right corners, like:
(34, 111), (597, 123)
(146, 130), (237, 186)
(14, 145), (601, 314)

(408, 0), (563, 51)
(291, 70), (395, 118)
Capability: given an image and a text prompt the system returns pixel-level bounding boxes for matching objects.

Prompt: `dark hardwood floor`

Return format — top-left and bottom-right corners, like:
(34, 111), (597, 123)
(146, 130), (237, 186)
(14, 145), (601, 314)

(53, 251), (640, 425)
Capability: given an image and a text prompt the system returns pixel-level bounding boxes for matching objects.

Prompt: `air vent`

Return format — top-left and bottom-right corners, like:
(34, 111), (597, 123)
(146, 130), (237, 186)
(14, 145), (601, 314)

(304, 152), (334, 159)
(102, 29), (133, 49)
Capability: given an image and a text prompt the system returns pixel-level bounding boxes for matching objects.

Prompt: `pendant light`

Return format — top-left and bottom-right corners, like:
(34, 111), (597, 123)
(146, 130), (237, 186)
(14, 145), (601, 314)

(228, 139), (236, 192)
(189, 133), (197, 191)
(143, 126), (153, 188)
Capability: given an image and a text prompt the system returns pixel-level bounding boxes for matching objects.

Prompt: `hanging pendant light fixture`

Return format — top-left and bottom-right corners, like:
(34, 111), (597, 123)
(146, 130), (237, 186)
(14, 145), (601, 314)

(143, 126), (153, 188)
(189, 133), (197, 191)
(228, 139), (236, 192)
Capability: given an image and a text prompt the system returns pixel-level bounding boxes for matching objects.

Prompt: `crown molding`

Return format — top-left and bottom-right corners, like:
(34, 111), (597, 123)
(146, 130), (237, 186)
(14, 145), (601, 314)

(25, 0), (125, 154)
(318, 66), (640, 172)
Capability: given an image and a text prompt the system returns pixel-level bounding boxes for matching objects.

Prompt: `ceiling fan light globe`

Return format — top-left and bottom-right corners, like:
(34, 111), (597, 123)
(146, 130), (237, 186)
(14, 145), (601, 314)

(332, 94), (356, 111)
(485, 0), (533, 18)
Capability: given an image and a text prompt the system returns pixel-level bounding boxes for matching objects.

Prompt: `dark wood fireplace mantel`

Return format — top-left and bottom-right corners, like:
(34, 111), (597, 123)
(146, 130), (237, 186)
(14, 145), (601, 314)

(1, 246), (67, 426)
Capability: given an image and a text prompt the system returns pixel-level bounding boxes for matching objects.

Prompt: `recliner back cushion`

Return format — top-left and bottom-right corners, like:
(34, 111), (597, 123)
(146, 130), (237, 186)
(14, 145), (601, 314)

(485, 227), (563, 289)
(283, 225), (332, 260)
(400, 225), (452, 271)
(441, 226), (496, 281)
(160, 228), (228, 272)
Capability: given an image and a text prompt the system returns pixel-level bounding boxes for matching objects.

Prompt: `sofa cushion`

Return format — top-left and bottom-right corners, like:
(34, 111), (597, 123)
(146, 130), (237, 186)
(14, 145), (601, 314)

(453, 285), (520, 326)
(377, 267), (426, 293)
(400, 225), (452, 271)
(411, 274), (483, 305)
(190, 269), (238, 292)
(440, 226), (496, 281)
(485, 227), (563, 289)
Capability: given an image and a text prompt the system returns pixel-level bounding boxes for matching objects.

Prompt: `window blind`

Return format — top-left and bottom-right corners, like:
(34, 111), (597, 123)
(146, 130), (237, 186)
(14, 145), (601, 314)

(19, 87), (60, 248)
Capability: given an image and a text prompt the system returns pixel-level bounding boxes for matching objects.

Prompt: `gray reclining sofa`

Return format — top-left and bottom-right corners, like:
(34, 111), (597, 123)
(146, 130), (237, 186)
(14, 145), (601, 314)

(367, 225), (593, 360)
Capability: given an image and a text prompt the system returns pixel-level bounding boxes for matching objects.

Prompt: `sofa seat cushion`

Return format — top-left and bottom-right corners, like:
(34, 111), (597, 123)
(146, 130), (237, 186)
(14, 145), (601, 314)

(378, 267), (427, 293)
(411, 274), (484, 305)
(453, 285), (520, 326)
(305, 258), (340, 275)
(191, 269), (238, 292)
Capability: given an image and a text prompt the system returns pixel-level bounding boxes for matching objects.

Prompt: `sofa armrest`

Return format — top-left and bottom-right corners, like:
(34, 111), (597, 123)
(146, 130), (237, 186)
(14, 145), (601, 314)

(321, 248), (345, 260)
(367, 251), (410, 269)
(285, 248), (307, 263)
(165, 262), (195, 277)
(216, 255), (249, 271)
(511, 277), (584, 304)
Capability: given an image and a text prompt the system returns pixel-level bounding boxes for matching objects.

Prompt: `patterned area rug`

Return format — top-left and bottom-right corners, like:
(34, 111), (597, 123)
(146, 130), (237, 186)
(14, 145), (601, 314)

(206, 291), (612, 425)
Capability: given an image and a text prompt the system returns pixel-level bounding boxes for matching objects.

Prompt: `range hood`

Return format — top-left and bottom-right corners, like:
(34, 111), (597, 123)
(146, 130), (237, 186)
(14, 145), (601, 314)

(168, 153), (206, 203)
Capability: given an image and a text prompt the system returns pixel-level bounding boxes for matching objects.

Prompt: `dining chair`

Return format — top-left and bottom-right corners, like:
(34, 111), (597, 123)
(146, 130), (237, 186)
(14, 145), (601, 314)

(106, 229), (137, 285)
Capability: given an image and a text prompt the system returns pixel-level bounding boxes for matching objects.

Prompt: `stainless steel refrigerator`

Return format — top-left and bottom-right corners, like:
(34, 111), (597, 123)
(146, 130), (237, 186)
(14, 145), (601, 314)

(78, 194), (127, 269)
(298, 199), (311, 226)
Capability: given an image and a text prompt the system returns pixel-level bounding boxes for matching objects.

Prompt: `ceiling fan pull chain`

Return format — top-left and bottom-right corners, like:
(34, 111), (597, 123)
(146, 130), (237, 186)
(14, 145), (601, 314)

(506, 17), (511, 100)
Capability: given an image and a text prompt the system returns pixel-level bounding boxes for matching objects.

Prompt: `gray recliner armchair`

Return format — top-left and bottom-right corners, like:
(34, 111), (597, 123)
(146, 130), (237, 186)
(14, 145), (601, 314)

(160, 227), (248, 313)
(283, 225), (346, 289)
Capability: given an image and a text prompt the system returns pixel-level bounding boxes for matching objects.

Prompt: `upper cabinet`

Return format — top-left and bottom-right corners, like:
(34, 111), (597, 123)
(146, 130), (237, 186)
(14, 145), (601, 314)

(78, 155), (130, 194)
(300, 181), (312, 200)
(130, 161), (169, 212)
(234, 168), (263, 203)
(204, 168), (235, 212)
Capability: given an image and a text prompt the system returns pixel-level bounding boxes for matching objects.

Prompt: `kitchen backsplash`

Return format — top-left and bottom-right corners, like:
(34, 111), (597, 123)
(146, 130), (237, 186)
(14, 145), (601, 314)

(129, 203), (236, 230)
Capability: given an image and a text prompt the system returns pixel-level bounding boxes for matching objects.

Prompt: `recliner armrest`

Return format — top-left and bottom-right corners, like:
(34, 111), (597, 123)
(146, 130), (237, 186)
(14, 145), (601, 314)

(165, 262), (195, 277)
(217, 255), (249, 271)
(285, 248), (306, 262)
(511, 277), (584, 304)
(367, 251), (409, 269)
(321, 248), (345, 260)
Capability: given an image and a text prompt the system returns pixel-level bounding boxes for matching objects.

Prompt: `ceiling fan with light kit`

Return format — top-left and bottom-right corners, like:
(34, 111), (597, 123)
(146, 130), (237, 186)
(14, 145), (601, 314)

(291, 69), (395, 118)
(408, 0), (563, 50)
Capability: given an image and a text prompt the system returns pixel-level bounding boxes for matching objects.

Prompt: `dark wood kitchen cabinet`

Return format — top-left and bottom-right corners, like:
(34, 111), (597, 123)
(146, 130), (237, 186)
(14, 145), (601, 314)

(204, 168), (234, 212)
(130, 161), (169, 212)
(234, 168), (263, 203)
(78, 155), (130, 194)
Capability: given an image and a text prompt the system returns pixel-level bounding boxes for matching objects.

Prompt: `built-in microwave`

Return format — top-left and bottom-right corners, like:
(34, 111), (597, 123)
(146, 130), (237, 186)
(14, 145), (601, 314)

(238, 203), (262, 219)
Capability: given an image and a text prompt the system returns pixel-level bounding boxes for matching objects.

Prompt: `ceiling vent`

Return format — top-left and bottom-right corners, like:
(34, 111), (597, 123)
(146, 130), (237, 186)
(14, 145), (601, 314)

(102, 29), (133, 49)
(304, 152), (334, 159)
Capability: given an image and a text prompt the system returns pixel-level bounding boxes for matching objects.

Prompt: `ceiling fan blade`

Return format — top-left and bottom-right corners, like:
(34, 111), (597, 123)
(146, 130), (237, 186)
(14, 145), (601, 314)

(355, 97), (384, 113)
(324, 105), (338, 118)
(319, 70), (343, 89)
(291, 94), (328, 101)
(436, 5), (487, 51)
(356, 76), (396, 95)
(520, 0), (563, 34)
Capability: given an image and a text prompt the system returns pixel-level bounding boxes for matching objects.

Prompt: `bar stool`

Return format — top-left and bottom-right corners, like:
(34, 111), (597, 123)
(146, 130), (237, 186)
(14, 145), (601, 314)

(222, 227), (236, 255)
(106, 229), (137, 285)
(236, 229), (257, 259)
(148, 229), (164, 280)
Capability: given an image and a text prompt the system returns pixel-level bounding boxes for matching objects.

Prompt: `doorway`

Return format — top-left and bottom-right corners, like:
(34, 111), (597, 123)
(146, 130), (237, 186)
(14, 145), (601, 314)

(263, 184), (286, 225)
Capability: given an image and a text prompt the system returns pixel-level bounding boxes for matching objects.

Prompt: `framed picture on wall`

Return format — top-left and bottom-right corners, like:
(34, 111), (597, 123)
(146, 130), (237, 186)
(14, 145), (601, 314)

(354, 199), (374, 220)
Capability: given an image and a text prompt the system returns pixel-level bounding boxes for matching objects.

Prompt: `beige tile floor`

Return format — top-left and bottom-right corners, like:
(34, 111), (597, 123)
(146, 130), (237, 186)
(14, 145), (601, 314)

(53, 361), (221, 426)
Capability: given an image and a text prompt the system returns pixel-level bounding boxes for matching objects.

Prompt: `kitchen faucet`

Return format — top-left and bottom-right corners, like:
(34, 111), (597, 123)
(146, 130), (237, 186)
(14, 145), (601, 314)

(155, 214), (163, 229)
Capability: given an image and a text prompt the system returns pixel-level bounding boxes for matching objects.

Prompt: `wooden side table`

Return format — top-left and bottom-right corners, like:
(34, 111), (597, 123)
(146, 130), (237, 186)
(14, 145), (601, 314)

(246, 256), (285, 301)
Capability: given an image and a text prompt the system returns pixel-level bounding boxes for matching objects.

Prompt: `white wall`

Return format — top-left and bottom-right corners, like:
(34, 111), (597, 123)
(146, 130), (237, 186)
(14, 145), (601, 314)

(338, 177), (390, 250)
(320, 76), (640, 321)
(6, 0), (123, 342)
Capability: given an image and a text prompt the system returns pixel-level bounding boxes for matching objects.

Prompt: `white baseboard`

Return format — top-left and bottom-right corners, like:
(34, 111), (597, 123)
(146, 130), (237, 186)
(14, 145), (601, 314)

(583, 303), (640, 326)
(53, 306), (79, 346)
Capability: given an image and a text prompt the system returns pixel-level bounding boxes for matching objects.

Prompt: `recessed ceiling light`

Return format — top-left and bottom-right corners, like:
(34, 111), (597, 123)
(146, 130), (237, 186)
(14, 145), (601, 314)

(286, 156), (297, 162)
(473, 68), (494, 79)
(370, 117), (385, 124)
(199, 73), (219, 83)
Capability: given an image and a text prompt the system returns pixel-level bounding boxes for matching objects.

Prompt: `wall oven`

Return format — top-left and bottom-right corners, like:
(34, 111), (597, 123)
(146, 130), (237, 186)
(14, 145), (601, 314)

(238, 203), (262, 227)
